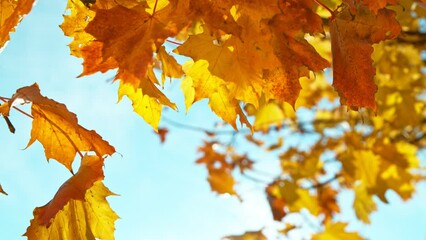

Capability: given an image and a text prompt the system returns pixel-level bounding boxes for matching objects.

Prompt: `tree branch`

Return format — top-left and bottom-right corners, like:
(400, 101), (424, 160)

(307, 174), (341, 189)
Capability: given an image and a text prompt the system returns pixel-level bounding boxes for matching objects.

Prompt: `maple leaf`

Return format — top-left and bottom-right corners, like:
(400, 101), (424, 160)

(79, 41), (118, 76)
(266, 0), (330, 105)
(60, 0), (95, 57)
(26, 155), (106, 227)
(266, 182), (287, 221)
(353, 150), (380, 188)
(252, 102), (285, 132)
(196, 141), (237, 195)
(368, 141), (419, 202)
(176, 24), (275, 108)
(117, 70), (177, 130)
(318, 186), (340, 222)
(231, 153), (254, 173)
(222, 230), (267, 240)
(84, 1), (189, 82)
(0, 83), (115, 170)
(156, 45), (184, 86)
(188, 0), (242, 37)
(178, 1), (329, 110)
(207, 168), (236, 195)
(24, 181), (118, 240)
(181, 60), (252, 130)
(353, 184), (377, 223)
(266, 180), (319, 220)
(0, 0), (35, 49)
(330, 2), (401, 110)
(312, 221), (364, 240)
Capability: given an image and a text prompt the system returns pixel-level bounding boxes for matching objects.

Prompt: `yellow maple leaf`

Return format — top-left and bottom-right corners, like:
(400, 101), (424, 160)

(117, 70), (177, 130)
(176, 25), (270, 107)
(353, 184), (377, 223)
(60, 0), (95, 57)
(24, 181), (118, 240)
(156, 45), (184, 86)
(0, 83), (115, 171)
(181, 60), (252, 130)
(353, 150), (380, 188)
(312, 221), (364, 240)
(369, 140), (418, 202)
(267, 180), (319, 217)
(0, 0), (35, 49)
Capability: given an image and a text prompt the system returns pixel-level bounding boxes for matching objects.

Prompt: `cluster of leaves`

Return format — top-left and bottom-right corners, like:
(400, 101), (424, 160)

(1, 0), (426, 239)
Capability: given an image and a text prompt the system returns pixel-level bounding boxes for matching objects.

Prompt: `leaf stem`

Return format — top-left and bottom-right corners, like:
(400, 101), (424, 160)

(162, 116), (240, 135)
(0, 96), (34, 119)
(308, 174), (341, 189)
(166, 39), (182, 46)
(152, 0), (158, 15)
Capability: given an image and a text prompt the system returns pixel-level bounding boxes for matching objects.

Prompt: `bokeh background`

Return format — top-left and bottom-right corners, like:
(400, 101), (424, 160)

(0, 1), (426, 239)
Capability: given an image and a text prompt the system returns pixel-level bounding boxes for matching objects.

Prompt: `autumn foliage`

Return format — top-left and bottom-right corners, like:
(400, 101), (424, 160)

(1, 0), (426, 239)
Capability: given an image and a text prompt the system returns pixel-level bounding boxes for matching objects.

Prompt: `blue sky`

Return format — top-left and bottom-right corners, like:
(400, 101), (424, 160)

(0, 1), (425, 240)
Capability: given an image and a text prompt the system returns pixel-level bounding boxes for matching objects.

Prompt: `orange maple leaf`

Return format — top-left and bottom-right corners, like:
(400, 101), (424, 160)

(330, 2), (401, 110)
(24, 181), (118, 240)
(266, 0), (330, 105)
(196, 141), (237, 195)
(188, 0), (242, 37)
(29, 155), (105, 226)
(0, 83), (115, 170)
(84, 1), (189, 83)
(0, 0), (35, 49)
(318, 186), (340, 222)
(345, 0), (399, 13)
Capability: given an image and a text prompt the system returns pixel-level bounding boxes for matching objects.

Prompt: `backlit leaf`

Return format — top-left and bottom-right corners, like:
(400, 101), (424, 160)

(0, 83), (115, 171)
(181, 60), (252, 130)
(357, 0), (399, 13)
(0, 0), (35, 49)
(353, 184), (377, 223)
(223, 230), (266, 240)
(312, 221), (364, 240)
(353, 150), (380, 188)
(84, 1), (189, 81)
(330, 2), (401, 110)
(26, 155), (106, 227)
(24, 181), (118, 240)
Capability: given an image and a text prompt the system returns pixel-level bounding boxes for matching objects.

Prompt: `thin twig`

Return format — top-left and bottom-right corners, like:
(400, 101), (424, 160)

(241, 172), (270, 185)
(166, 39), (182, 46)
(307, 174), (341, 189)
(162, 116), (241, 135)
(0, 97), (34, 119)
(313, 0), (334, 18)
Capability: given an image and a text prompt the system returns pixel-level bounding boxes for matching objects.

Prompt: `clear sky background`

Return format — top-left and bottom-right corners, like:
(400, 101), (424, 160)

(0, 1), (426, 240)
